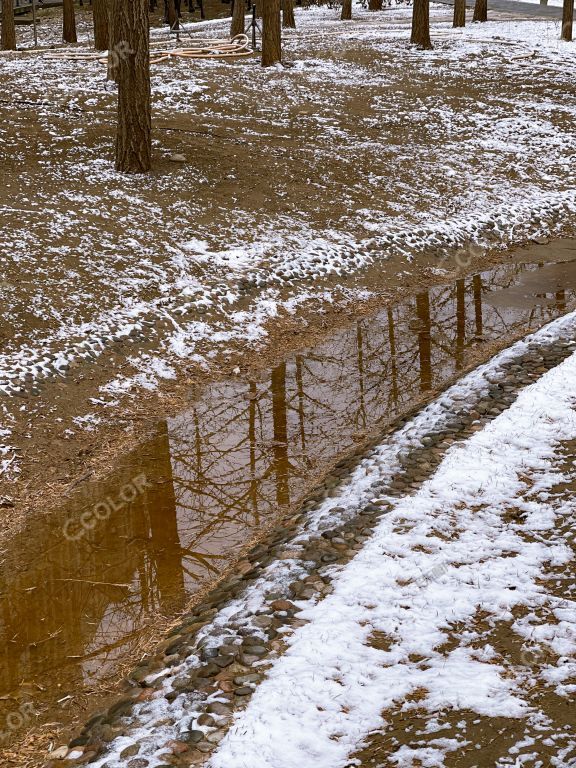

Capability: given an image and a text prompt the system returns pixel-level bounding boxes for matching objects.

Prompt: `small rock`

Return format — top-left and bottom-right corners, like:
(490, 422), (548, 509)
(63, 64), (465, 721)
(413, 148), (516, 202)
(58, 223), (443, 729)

(205, 730), (225, 744)
(197, 714), (216, 727)
(68, 735), (89, 748)
(186, 730), (205, 744)
(241, 645), (267, 656)
(233, 673), (261, 685)
(270, 599), (296, 612)
(166, 740), (189, 754)
(207, 702), (232, 717)
(106, 696), (134, 719)
(169, 153), (186, 163)
(120, 744), (140, 759)
(253, 615), (273, 629)
(196, 663), (220, 678)
(49, 746), (69, 760)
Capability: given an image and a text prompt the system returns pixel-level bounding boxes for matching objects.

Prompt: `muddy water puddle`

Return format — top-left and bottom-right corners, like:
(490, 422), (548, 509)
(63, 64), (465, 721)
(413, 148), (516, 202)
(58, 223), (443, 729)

(1, 257), (576, 743)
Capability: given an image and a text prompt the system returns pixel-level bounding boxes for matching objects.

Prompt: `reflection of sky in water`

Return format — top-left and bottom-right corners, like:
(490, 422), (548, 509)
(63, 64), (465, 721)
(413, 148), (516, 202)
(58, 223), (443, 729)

(1, 259), (575, 735)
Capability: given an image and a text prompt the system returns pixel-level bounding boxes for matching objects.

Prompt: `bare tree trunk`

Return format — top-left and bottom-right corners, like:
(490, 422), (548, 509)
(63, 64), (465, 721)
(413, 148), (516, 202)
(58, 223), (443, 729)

(63, 0), (78, 43)
(165, 0), (178, 28)
(1, 0), (17, 51)
(341, 0), (352, 19)
(410, 0), (432, 48)
(261, 0), (281, 66)
(562, 0), (574, 40)
(453, 0), (465, 26)
(540, 0), (548, 4)
(107, 0), (122, 81)
(472, 0), (487, 22)
(114, 0), (152, 173)
(93, 0), (109, 50)
(368, 0), (383, 9)
(283, 0), (296, 28)
(231, 0), (245, 36)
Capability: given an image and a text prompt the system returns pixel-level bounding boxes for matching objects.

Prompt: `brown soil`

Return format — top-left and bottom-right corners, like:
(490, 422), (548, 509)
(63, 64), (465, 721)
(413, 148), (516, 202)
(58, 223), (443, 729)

(2, 4), (576, 544)
(1, 5), (576, 765)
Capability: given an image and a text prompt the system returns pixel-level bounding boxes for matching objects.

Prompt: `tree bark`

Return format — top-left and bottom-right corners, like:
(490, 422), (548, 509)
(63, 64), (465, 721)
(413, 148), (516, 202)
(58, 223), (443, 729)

(114, 0), (152, 173)
(165, 0), (178, 28)
(107, 0), (122, 81)
(93, 0), (109, 50)
(368, 0), (383, 9)
(1, 0), (17, 51)
(341, 0), (352, 19)
(231, 0), (245, 36)
(63, 0), (78, 43)
(261, 0), (281, 66)
(453, 0), (465, 26)
(283, 0), (296, 28)
(472, 0), (487, 22)
(410, 0), (432, 48)
(562, 0), (574, 40)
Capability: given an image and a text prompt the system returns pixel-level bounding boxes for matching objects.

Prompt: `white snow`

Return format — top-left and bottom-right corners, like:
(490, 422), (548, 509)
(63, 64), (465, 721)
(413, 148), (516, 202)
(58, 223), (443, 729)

(81, 309), (576, 768)
(210, 327), (576, 768)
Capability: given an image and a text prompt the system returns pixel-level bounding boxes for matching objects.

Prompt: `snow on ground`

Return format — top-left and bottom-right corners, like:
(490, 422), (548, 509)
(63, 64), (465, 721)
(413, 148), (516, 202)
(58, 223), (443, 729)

(81, 309), (576, 768)
(1, 4), (576, 472)
(510, 0), (562, 6)
(210, 312), (576, 768)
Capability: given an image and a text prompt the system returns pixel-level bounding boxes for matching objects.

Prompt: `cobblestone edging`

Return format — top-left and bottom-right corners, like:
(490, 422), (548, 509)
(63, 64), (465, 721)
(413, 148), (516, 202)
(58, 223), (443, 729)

(46, 312), (576, 768)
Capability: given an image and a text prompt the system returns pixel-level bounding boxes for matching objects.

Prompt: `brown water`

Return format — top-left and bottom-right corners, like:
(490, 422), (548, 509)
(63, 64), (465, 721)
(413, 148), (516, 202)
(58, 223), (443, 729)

(1, 257), (576, 742)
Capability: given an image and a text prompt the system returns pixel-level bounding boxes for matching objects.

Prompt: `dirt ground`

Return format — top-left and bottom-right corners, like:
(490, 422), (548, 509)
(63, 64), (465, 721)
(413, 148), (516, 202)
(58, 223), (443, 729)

(1, 4), (576, 764)
(2, 3), (576, 544)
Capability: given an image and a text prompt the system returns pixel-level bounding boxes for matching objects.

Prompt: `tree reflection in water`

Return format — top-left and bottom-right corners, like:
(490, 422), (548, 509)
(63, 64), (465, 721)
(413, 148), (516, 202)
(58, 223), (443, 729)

(0, 259), (574, 740)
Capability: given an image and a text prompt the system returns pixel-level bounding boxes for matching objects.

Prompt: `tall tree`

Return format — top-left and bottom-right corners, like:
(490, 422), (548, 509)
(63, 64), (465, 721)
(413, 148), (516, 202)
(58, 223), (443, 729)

(114, 0), (152, 173)
(165, 0), (178, 28)
(453, 0), (466, 27)
(472, 0), (487, 22)
(93, 0), (109, 50)
(1, 0), (16, 51)
(369, 0), (383, 9)
(562, 0), (574, 40)
(410, 0), (432, 48)
(231, 0), (245, 36)
(63, 0), (78, 43)
(341, 0), (352, 20)
(261, 0), (281, 66)
(107, 0), (122, 82)
(283, 0), (296, 28)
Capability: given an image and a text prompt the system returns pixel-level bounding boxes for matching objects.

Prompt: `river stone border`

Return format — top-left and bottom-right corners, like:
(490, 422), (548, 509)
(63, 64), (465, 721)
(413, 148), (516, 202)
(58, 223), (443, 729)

(44, 315), (576, 768)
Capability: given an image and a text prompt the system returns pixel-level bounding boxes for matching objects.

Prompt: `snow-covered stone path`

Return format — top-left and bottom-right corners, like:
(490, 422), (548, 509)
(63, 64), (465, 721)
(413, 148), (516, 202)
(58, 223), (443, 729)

(212, 326), (576, 768)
